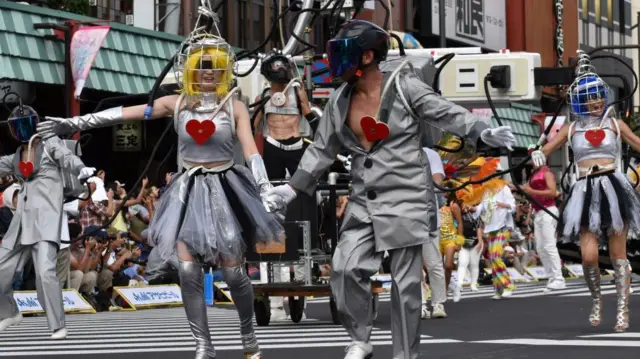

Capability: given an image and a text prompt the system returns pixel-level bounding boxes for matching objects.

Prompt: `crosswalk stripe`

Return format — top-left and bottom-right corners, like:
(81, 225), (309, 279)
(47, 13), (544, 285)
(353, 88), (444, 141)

(0, 307), (457, 355)
(470, 338), (640, 347)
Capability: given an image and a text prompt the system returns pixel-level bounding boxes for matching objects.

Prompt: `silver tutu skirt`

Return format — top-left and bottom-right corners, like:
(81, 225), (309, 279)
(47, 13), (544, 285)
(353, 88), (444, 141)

(145, 165), (284, 271)
(558, 170), (640, 239)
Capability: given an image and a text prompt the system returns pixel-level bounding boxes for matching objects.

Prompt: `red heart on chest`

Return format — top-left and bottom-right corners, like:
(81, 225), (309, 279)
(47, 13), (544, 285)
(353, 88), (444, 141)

(19, 161), (34, 178)
(585, 129), (605, 147)
(360, 116), (390, 142)
(186, 119), (216, 146)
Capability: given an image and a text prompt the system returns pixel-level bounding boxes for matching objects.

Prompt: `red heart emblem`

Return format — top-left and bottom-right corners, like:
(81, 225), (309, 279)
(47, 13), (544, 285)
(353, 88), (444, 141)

(19, 161), (34, 178)
(186, 119), (216, 146)
(585, 129), (605, 147)
(360, 116), (390, 142)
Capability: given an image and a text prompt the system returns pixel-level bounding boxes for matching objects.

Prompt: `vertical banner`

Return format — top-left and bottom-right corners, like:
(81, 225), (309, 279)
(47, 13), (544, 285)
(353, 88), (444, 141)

(70, 26), (110, 99)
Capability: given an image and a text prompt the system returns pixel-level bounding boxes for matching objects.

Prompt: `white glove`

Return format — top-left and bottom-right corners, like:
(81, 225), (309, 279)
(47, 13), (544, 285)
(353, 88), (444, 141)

(78, 167), (96, 180)
(530, 150), (547, 167)
(263, 184), (297, 212)
(38, 116), (74, 139)
(337, 154), (352, 171)
(480, 126), (516, 151)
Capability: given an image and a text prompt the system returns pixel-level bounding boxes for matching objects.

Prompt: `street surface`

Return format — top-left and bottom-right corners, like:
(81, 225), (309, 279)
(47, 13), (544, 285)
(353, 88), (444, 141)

(2, 278), (640, 358)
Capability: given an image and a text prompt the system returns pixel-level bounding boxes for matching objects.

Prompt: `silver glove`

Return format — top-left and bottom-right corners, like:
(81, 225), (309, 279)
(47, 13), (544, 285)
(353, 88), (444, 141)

(37, 106), (124, 139)
(246, 154), (273, 197)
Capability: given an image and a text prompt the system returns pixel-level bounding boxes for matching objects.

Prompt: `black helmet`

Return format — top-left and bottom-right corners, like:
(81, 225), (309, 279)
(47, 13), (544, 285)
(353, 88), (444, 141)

(260, 50), (294, 84)
(326, 20), (389, 78)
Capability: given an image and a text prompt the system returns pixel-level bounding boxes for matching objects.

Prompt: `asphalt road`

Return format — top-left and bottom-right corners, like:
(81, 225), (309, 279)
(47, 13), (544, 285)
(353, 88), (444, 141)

(2, 278), (640, 359)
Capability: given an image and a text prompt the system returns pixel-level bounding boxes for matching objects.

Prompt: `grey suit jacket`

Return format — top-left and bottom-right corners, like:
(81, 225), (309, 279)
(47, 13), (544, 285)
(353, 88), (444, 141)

(289, 71), (490, 251)
(0, 136), (85, 250)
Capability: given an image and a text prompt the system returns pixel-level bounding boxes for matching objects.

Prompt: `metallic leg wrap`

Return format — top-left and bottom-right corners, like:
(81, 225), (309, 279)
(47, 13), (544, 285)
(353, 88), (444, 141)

(222, 266), (261, 358)
(178, 261), (215, 359)
(613, 259), (631, 332)
(582, 265), (602, 327)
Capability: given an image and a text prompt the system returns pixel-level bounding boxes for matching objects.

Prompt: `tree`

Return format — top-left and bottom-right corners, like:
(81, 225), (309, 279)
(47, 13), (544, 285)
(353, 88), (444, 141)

(45, 0), (91, 16)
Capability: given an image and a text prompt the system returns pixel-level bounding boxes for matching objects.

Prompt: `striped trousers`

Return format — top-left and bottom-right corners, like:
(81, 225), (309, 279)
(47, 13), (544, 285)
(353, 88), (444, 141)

(486, 227), (515, 295)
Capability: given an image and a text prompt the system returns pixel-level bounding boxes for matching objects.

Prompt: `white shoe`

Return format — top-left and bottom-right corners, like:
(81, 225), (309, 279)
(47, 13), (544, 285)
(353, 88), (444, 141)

(470, 284), (479, 292)
(421, 305), (431, 319)
(501, 288), (514, 298)
(344, 341), (373, 359)
(544, 279), (566, 292)
(432, 303), (447, 318)
(453, 287), (462, 302)
(492, 294), (502, 300)
(270, 307), (289, 321)
(51, 327), (67, 340)
(0, 313), (22, 331)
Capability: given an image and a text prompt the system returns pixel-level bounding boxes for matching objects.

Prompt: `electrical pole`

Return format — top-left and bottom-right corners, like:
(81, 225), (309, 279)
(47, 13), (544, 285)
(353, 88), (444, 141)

(439, 0), (446, 47)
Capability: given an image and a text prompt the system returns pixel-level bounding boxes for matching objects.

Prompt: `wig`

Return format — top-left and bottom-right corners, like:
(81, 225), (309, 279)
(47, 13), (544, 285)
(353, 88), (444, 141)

(181, 45), (233, 98)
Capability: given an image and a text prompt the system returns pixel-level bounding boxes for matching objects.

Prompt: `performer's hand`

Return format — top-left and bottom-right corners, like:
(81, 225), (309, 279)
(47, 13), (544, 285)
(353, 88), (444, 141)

(78, 167), (96, 180)
(37, 116), (74, 139)
(530, 150), (546, 167)
(480, 126), (516, 151)
(264, 184), (297, 212)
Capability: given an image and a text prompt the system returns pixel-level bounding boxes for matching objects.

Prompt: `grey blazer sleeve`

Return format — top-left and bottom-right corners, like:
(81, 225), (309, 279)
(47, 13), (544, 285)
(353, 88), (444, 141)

(402, 73), (490, 142)
(0, 155), (15, 176)
(45, 137), (85, 175)
(289, 103), (342, 196)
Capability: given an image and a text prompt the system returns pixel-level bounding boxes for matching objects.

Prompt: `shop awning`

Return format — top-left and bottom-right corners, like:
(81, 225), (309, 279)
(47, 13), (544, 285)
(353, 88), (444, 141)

(0, 1), (242, 95)
(490, 103), (543, 148)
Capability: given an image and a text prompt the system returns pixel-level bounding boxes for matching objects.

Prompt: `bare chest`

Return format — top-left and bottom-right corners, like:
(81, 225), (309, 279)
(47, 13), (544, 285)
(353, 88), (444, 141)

(347, 95), (381, 151)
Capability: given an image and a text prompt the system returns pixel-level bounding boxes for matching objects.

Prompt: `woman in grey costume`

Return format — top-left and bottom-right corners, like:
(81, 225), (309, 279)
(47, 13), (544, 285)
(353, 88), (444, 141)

(531, 51), (640, 332)
(36, 20), (283, 359)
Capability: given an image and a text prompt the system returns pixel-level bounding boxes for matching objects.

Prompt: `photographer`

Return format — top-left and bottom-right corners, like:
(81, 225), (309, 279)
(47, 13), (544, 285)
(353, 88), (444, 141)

(68, 223), (104, 298)
(96, 231), (133, 294)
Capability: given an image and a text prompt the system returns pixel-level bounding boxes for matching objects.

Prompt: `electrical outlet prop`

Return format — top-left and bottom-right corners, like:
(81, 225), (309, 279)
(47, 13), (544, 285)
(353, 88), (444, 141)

(437, 52), (542, 108)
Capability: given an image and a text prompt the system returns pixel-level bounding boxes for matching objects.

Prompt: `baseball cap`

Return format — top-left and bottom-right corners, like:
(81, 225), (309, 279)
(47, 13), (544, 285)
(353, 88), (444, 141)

(83, 225), (108, 240)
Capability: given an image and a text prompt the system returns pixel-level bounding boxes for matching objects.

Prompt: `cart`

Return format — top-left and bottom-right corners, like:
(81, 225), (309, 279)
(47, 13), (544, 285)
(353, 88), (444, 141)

(247, 174), (386, 326)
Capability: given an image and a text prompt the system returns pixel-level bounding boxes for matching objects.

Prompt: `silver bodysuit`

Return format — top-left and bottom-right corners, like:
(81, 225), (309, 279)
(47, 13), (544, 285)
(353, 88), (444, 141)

(176, 101), (236, 163)
(569, 117), (620, 163)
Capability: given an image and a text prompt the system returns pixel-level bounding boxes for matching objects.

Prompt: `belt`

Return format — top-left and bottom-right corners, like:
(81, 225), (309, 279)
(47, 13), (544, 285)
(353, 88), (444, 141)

(266, 136), (304, 151)
(183, 160), (234, 175)
(577, 163), (617, 192)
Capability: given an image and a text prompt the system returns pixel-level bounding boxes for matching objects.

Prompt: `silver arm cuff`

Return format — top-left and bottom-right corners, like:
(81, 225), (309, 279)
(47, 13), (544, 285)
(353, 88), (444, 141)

(68, 106), (125, 132)
(247, 154), (272, 194)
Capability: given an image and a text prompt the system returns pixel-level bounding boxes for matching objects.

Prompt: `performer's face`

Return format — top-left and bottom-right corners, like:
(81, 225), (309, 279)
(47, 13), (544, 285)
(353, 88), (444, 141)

(586, 98), (606, 115)
(195, 55), (221, 93)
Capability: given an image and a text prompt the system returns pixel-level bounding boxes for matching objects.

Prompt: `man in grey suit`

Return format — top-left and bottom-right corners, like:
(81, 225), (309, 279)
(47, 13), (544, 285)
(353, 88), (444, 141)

(265, 20), (516, 359)
(0, 106), (95, 339)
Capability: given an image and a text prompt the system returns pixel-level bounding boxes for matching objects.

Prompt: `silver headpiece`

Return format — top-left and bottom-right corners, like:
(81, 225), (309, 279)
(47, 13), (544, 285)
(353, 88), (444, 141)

(566, 50), (611, 120)
(173, 0), (236, 111)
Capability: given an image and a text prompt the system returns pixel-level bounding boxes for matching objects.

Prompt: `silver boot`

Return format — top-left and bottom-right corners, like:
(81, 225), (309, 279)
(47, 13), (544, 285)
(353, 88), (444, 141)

(582, 265), (603, 327)
(613, 259), (631, 333)
(179, 261), (216, 359)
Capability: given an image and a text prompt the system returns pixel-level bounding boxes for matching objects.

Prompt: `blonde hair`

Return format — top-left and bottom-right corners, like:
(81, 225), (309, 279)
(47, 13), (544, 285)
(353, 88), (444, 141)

(182, 46), (233, 97)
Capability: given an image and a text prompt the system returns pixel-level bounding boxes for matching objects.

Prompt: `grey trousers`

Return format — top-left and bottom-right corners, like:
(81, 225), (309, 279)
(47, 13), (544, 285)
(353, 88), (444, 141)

(0, 240), (65, 331)
(331, 217), (423, 359)
(421, 229), (447, 304)
(56, 248), (70, 289)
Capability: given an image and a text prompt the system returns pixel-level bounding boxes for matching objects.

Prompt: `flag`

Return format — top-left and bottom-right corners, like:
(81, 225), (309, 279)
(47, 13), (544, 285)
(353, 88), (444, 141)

(70, 25), (110, 99)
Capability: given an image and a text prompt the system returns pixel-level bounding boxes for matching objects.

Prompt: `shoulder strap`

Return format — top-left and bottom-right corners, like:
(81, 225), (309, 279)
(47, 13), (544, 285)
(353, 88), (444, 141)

(174, 93), (186, 133)
(228, 98), (236, 137)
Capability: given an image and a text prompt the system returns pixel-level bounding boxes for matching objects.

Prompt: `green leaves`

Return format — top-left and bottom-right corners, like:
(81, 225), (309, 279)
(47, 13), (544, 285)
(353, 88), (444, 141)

(46, 0), (91, 16)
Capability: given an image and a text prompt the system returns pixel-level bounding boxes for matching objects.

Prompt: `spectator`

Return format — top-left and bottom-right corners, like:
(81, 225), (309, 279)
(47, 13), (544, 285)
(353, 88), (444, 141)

(79, 188), (115, 231)
(97, 232), (133, 294)
(56, 199), (81, 289)
(68, 224), (101, 297)
(0, 183), (20, 237)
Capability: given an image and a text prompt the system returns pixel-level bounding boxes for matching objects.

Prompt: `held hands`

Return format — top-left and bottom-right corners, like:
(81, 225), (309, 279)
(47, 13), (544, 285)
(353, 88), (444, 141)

(263, 184), (297, 213)
(37, 116), (74, 139)
(531, 150), (547, 167)
(480, 126), (516, 151)
(78, 167), (96, 180)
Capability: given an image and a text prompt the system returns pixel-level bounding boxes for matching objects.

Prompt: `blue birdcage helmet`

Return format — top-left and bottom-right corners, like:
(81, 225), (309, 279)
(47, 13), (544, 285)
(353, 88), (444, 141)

(566, 50), (610, 118)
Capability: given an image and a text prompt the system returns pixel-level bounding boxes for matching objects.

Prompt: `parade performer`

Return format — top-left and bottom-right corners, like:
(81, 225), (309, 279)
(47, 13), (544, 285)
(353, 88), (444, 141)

(438, 193), (465, 290)
(264, 19), (516, 359)
(37, 24), (283, 359)
(253, 50), (318, 321)
(511, 150), (566, 292)
(531, 52), (640, 332)
(0, 104), (95, 339)
(469, 162), (517, 300)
